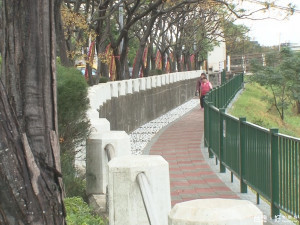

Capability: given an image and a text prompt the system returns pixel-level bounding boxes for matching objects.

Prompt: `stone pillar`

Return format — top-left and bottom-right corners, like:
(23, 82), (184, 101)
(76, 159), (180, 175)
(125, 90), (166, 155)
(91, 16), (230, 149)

(169, 198), (263, 225)
(108, 155), (171, 225)
(86, 131), (131, 195)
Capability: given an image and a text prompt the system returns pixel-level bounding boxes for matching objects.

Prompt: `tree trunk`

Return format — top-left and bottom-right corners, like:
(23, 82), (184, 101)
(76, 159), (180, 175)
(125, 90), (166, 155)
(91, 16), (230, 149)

(0, 1), (65, 224)
(55, 0), (73, 67)
(296, 100), (300, 114)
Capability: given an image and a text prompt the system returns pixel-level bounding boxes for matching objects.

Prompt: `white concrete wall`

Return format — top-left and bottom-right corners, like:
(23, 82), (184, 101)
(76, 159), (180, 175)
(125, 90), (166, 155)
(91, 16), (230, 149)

(87, 70), (205, 114)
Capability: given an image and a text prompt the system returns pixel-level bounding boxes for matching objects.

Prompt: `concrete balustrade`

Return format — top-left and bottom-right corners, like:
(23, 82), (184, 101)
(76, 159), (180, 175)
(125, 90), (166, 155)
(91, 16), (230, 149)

(87, 109), (100, 121)
(90, 118), (110, 133)
(139, 78), (146, 90)
(75, 118), (111, 172)
(156, 75), (162, 87)
(169, 73), (174, 83)
(169, 198), (263, 225)
(165, 73), (170, 84)
(110, 82), (119, 98)
(161, 74), (166, 85)
(132, 79), (140, 92)
(86, 130), (131, 196)
(88, 71), (204, 106)
(103, 83), (111, 101)
(146, 77), (152, 89)
(108, 155), (171, 225)
(151, 76), (157, 88)
(94, 85), (106, 106)
(125, 80), (133, 94)
(117, 81), (126, 96)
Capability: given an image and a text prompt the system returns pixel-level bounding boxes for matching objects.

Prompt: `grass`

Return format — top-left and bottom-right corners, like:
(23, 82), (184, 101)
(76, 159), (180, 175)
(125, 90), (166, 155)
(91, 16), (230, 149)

(228, 81), (300, 138)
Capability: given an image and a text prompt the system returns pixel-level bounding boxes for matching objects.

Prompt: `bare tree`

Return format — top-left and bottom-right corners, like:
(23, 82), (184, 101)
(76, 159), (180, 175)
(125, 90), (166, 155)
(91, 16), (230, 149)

(0, 1), (65, 224)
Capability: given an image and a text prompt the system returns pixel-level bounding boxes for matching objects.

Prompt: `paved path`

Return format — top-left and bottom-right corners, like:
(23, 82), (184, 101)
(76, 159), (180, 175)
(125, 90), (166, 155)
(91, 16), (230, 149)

(148, 106), (239, 206)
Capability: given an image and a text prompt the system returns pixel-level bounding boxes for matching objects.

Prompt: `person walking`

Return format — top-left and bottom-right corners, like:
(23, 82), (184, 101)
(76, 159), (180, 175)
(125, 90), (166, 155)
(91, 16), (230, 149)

(200, 75), (212, 110)
(196, 73), (206, 105)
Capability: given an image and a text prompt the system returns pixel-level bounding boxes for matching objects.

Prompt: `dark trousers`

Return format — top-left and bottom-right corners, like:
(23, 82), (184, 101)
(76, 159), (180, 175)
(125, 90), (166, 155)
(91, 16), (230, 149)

(200, 95), (205, 108)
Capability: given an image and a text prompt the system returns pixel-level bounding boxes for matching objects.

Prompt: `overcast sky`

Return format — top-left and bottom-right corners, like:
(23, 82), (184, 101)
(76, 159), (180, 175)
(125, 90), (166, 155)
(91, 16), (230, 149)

(235, 0), (300, 46)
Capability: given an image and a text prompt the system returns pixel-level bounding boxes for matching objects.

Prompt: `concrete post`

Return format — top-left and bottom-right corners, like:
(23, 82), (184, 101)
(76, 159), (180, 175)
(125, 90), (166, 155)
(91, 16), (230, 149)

(156, 75), (162, 87)
(86, 131), (131, 195)
(138, 78), (146, 90)
(75, 118), (111, 172)
(169, 198), (263, 225)
(110, 82), (119, 97)
(125, 80), (133, 94)
(146, 77), (152, 89)
(90, 118), (110, 133)
(132, 78), (140, 92)
(108, 155), (171, 225)
(151, 76), (157, 88)
(117, 81), (126, 96)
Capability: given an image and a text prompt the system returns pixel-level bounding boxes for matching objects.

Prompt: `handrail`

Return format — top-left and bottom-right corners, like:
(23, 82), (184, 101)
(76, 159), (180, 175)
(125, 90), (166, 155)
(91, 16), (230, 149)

(105, 144), (115, 161)
(204, 73), (300, 221)
(137, 172), (160, 225)
(105, 144), (161, 224)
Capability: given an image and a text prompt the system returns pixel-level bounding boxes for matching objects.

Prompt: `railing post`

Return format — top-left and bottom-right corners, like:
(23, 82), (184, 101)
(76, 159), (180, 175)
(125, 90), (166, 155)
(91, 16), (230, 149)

(208, 102), (214, 158)
(270, 128), (280, 219)
(239, 117), (247, 193)
(204, 97), (208, 147)
(215, 86), (219, 108)
(221, 69), (226, 84)
(219, 108), (226, 173)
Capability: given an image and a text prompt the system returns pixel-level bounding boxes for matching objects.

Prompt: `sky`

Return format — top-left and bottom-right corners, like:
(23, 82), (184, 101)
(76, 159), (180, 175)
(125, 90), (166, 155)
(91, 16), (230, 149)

(235, 0), (300, 46)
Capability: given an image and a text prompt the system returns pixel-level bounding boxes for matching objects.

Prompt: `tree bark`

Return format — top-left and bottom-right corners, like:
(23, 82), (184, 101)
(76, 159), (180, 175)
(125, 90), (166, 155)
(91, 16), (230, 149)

(0, 1), (65, 224)
(55, 0), (73, 67)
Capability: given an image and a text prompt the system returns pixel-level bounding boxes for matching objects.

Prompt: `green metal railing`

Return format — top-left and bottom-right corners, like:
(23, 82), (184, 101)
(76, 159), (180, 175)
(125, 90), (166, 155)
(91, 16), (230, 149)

(204, 73), (300, 221)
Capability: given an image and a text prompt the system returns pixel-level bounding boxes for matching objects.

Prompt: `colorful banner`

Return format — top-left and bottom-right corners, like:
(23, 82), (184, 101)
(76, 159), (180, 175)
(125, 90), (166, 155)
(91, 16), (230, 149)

(155, 51), (162, 70)
(85, 41), (95, 80)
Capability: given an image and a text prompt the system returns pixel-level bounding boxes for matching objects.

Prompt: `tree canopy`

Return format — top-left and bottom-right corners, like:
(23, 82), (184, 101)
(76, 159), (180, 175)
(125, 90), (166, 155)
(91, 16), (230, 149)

(55, 0), (296, 82)
(250, 47), (300, 120)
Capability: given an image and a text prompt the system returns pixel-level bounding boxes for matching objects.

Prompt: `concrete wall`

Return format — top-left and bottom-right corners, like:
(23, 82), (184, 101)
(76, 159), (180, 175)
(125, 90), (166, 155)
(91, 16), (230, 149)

(87, 71), (197, 133)
(87, 70), (221, 134)
(99, 78), (196, 133)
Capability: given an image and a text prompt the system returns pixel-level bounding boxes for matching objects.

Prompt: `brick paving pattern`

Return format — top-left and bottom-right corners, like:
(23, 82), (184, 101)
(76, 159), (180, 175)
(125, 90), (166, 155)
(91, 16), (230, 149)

(149, 106), (239, 206)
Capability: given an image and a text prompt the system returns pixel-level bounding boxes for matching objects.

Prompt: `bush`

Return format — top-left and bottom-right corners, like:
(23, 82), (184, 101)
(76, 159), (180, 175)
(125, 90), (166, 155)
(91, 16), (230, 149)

(149, 69), (163, 76)
(65, 197), (107, 225)
(99, 76), (109, 83)
(57, 63), (91, 199)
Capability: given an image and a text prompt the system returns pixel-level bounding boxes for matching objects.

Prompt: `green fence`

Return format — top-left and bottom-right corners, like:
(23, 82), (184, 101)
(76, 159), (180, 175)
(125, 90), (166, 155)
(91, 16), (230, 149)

(204, 73), (300, 221)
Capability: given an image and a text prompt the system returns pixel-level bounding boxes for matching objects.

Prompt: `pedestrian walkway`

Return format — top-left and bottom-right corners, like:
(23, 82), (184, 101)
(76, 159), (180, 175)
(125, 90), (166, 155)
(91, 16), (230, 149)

(148, 105), (239, 206)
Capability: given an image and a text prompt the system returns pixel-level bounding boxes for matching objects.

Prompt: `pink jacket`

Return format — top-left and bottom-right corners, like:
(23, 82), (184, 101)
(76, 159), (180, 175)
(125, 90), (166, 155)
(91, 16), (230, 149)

(201, 81), (212, 96)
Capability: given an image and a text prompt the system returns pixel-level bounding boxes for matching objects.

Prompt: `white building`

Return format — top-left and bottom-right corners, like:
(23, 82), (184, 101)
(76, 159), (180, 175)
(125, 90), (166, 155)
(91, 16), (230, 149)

(207, 41), (226, 72)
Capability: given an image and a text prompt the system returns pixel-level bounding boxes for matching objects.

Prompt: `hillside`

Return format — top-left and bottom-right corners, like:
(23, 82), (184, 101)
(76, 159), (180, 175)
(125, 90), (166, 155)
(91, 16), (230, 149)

(228, 81), (300, 138)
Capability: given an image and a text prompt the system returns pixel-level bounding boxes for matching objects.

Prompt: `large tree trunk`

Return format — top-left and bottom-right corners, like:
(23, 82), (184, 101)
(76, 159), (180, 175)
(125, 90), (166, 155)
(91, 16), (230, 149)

(0, 1), (65, 224)
(55, 0), (73, 67)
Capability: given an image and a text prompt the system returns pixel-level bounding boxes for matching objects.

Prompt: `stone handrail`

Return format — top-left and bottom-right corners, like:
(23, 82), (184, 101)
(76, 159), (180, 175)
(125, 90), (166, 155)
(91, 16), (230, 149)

(137, 172), (161, 225)
(87, 71), (204, 122)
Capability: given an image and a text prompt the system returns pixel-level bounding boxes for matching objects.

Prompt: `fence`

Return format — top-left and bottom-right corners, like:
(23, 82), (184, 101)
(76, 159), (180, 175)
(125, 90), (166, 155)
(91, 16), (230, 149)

(204, 73), (300, 221)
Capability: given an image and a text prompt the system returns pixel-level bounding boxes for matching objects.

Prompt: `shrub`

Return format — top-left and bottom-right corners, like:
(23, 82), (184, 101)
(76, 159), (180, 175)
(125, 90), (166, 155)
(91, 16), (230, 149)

(65, 197), (107, 225)
(99, 76), (109, 83)
(149, 69), (163, 76)
(57, 63), (91, 199)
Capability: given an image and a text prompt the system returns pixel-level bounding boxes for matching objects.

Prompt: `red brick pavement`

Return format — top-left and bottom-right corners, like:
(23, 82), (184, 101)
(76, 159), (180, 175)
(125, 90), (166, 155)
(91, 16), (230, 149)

(149, 106), (239, 206)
